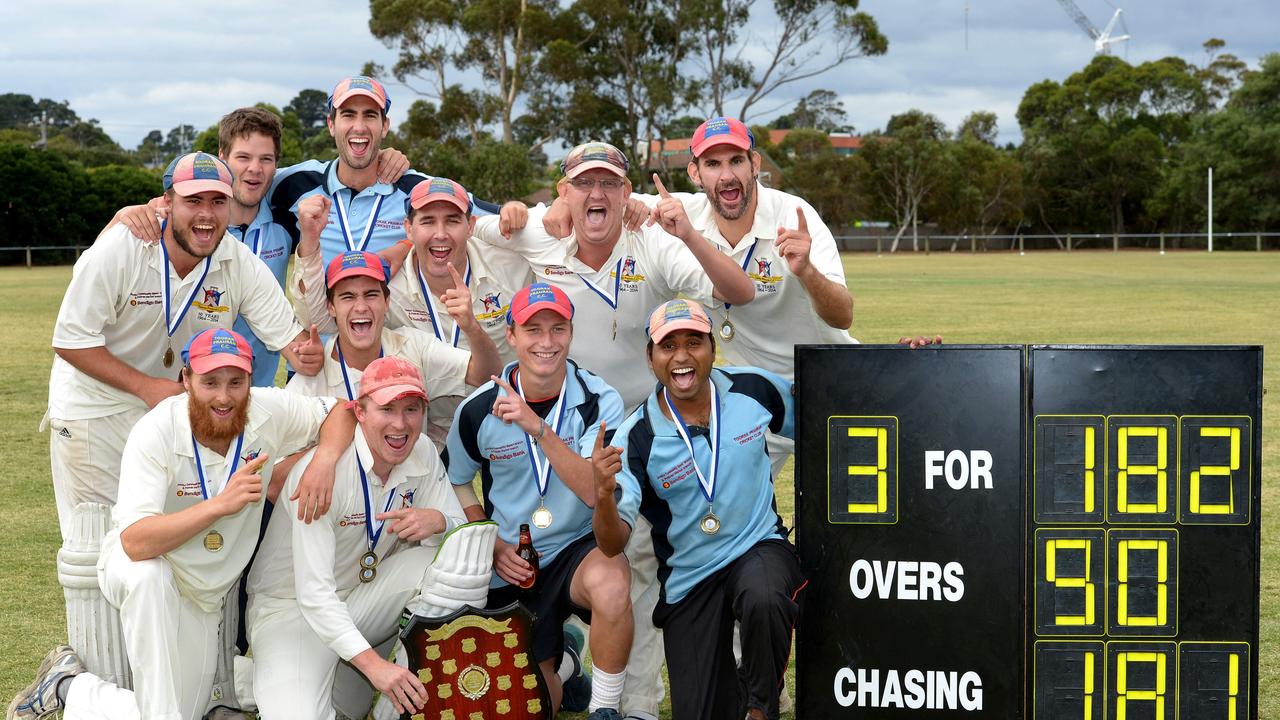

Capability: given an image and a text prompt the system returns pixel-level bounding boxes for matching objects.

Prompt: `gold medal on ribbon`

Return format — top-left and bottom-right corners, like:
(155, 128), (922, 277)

(359, 550), (380, 583)
(163, 347), (175, 368)
(359, 565), (377, 583)
(700, 509), (721, 535)
(719, 319), (735, 341)
(203, 529), (223, 552)
(532, 504), (553, 529)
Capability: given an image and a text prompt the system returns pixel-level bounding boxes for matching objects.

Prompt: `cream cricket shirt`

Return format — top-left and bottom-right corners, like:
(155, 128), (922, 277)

(474, 210), (715, 411)
(284, 327), (471, 448)
(105, 389), (337, 613)
(247, 429), (465, 661)
(639, 184), (857, 380)
(49, 225), (304, 421)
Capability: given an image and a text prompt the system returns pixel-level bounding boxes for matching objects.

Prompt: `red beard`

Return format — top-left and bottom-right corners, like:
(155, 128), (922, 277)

(188, 392), (250, 445)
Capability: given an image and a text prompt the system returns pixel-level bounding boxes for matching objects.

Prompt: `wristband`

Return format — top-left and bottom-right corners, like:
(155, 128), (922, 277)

(532, 420), (547, 444)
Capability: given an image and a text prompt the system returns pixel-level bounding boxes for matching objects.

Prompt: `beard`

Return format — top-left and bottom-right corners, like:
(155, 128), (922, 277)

(171, 222), (222, 259)
(705, 174), (758, 221)
(189, 392), (250, 446)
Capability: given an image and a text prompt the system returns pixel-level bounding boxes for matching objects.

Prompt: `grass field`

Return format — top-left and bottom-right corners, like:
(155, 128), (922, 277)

(1, 250), (1276, 718)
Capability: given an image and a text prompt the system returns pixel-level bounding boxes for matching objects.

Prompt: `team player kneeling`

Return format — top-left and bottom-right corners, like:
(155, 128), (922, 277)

(17, 94), (950, 719)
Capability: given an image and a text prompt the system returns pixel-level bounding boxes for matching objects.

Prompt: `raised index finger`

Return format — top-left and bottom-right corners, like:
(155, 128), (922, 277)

(795, 206), (808, 233)
(594, 420), (608, 451)
(246, 453), (271, 472)
(491, 374), (516, 394)
(652, 173), (672, 198)
(447, 262), (465, 288)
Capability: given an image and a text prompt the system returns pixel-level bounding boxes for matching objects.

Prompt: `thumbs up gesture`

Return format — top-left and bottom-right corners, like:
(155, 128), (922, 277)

(774, 207), (813, 274)
(440, 262), (478, 332)
(647, 174), (696, 244)
(290, 324), (324, 376)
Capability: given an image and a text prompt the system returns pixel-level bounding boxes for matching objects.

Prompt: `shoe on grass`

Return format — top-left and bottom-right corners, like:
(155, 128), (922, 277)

(560, 626), (592, 713)
(7, 645), (84, 720)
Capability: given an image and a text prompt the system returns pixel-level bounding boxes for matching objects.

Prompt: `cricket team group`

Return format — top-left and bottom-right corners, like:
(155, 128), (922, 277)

(10, 76), (930, 720)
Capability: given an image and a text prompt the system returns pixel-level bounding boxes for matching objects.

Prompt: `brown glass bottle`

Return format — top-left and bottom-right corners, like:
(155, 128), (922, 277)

(516, 523), (539, 590)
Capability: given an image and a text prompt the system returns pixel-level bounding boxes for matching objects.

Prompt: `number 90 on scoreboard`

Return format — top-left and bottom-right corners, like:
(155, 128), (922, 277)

(795, 345), (1261, 719)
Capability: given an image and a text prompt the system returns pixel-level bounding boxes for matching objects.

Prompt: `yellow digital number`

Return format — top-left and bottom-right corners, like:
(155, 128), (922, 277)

(1083, 651), (1096, 720)
(1116, 540), (1168, 627)
(1116, 426), (1168, 514)
(1116, 651), (1168, 719)
(1046, 538), (1096, 626)
(1189, 426), (1240, 515)
(846, 426), (887, 513)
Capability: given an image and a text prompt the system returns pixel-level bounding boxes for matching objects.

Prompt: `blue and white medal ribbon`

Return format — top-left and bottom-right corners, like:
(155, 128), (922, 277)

(191, 432), (245, 552)
(160, 219), (212, 366)
(515, 368), (569, 528)
(356, 460), (401, 582)
(335, 339), (384, 401)
(579, 258), (623, 340)
(718, 242), (757, 341)
(332, 192), (385, 252)
(416, 262), (472, 347)
(664, 383), (722, 534)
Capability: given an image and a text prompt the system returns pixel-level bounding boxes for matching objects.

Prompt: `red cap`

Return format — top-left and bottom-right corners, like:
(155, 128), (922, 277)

(407, 177), (470, 215)
(326, 250), (390, 289)
(646, 299), (713, 343)
(506, 283), (574, 326)
(359, 356), (428, 405)
(690, 116), (754, 157)
(182, 328), (253, 375)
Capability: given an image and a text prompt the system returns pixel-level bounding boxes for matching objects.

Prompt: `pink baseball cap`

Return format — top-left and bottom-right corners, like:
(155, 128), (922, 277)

(163, 152), (234, 198)
(182, 328), (253, 375)
(406, 177), (471, 215)
(328, 76), (391, 114)
(646, 299), (712, 343)
(359, 356), (428, 405)
(560, 141), (630, 179)
(506, 283), (574, 326)
(690, 116), (754, 157)
(326, 250), (391, 289)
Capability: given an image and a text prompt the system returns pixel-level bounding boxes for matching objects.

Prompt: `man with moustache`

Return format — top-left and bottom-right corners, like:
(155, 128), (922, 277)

(46, 152), (323, 543)
(270, 76), (499, 266)
(11, 328), (349, 720)
(246, 357), (471, 719)
(284, 212), (502, 449)
(446, 283), (634, 720)
(290, 178), (530, 443)
(607, 299), (805, 720)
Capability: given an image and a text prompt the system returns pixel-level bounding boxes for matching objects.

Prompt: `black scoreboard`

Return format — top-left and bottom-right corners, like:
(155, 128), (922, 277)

(795, 345), (1261, 719)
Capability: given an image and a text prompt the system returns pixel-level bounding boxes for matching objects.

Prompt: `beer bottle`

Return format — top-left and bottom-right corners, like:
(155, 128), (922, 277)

(516, 523), (539, 590)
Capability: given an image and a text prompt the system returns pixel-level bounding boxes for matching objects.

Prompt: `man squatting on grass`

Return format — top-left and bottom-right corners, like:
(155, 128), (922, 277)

(16, 95), (946, 719)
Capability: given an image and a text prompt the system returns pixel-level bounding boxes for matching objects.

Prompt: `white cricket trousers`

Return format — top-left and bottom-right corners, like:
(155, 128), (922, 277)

(620, 515), (664, 717)
(47, 408), (146, 542)
(246, 545), (432, 720)
(62, 541), (220, 720)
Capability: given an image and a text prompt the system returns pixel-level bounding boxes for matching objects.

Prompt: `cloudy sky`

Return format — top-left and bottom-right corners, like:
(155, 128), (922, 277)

(3, 0), (1274, 150)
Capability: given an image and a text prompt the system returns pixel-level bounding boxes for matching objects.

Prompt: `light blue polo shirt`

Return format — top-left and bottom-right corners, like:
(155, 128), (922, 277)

(613, 367), (794, 604)
(229, 200), (293, 387)
(446, 360), (628, 588)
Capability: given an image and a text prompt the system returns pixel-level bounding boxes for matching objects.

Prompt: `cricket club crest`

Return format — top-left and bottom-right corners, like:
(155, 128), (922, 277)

(194, 286), (231, 314)
(399, 488), (416, 508)
(619, 255), (645, 284)
(204, 287), (225, 306)
(241, 449), (261, 464)
(400, 602), (550, 719)
(481, 293), (502, 314)
(755, 258), (772, 276)
(749, 256), (783, 285)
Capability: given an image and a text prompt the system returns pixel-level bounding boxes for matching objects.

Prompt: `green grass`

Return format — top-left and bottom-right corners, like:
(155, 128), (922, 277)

(2, 250), (1276, 717)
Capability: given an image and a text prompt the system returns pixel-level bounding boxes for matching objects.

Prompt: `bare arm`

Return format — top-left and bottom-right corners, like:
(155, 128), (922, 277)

(589, 421), (630, 556)
(796, 264), (854, 330)
(54, 346), (182, 409)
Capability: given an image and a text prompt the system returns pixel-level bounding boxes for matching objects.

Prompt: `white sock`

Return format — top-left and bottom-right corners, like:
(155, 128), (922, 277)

(588, 666), (626, 711)
(557, 651), (578, 684)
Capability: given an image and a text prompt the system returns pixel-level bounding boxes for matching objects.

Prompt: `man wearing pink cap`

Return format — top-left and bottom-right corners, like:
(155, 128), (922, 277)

(13, 329), (349, 720)
(446, 283), (634, 720)
(285, 241), (501, 453)
(246, 356), (469, 719)
(46, 151), (324, 543)
(607, 299), (804, 720)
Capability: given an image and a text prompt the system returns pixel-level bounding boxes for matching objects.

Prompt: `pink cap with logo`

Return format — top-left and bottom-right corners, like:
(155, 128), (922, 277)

(182, 328), (254, 374)
(326, 250), (391, 289)
(406, 177), (471, 215)
(328, 76), (391, 114)
(359, 356), (428, 405)
(646, 299), (713, 343)
(690, 117), (754, 158)
(163, 152), (234, 198)
(506, 283), (574, 325)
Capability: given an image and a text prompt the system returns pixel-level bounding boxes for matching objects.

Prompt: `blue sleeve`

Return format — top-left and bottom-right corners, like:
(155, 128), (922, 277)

(610, 411), (645, 529)
(446, 395), (484, 486)
(723, 366), (794, 440)
(578, 380), (626, 457)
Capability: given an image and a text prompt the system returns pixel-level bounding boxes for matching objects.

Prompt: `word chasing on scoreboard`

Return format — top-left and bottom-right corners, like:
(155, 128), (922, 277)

(795, 345), (1261, 719)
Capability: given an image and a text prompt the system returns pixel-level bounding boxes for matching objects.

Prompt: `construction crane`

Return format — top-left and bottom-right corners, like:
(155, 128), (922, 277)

(1055, 0), (1131, 55)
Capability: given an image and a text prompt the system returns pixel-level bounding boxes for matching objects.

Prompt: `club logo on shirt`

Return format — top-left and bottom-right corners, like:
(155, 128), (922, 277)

(400, 489), (416, 508)
(733, 423), (766, 446)
(748, 257), (783, 290)
(128, 291), (162, 307)
(481, 293), (503, 314)
(242, 449), (262, 464)
(476, 293), (508, 324)
(192, 285), (230, 316)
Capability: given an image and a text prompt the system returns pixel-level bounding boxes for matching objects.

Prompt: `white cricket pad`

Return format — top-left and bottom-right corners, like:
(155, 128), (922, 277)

(405, 521), (498, 619)
(58, 502), (131, 689)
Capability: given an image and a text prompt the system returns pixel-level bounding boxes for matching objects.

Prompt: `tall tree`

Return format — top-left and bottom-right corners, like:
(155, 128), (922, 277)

(772, 89), (851, 132)
(860, 110), (950, 252)
(285, 89), (331, 139)
(689, 0), (886, 121)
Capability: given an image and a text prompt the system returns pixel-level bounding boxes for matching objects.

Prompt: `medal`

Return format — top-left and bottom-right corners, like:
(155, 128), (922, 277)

(356, 454), (400, 586)
(359, 565), (377, 583)
(532, 504), (553, 529)
(719, 319), (735, 341)
(163, 347), (175, 367)
(700, 510), (721, 535)
(664, 383), (723, 538)
(160, 219), (211, 354)
(359, 550), (380, 583)
(514, 368), (570, 530)
(718, 242), (757, 343)
(203, 530), (224, 552)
